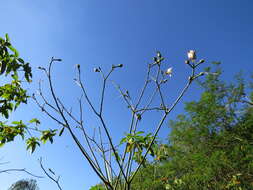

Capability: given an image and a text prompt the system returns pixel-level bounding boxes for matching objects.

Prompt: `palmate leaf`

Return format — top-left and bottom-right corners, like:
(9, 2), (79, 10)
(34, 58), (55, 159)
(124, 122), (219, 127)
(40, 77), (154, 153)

(40, 129), (57, 144)
(26, 137), (40, 153)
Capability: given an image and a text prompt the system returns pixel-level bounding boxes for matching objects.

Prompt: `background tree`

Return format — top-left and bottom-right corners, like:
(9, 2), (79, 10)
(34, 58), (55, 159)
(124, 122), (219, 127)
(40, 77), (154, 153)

(129, 64), (253, 190)
(8, 179), (39, 190)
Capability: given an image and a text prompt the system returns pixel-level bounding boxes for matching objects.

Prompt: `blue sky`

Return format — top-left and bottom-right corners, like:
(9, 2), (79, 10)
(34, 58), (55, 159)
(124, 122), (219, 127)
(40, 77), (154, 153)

(0, 0), (252, 189)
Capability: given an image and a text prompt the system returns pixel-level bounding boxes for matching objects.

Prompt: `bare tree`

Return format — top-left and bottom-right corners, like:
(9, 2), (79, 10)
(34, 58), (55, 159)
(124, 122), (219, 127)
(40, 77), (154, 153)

(33, 51), (206, 190)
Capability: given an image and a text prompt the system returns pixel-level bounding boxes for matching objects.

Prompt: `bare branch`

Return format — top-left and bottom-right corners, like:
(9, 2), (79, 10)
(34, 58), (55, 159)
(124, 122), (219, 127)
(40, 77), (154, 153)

(0, 168), (44, 178)
(111, 81), (134, 112)
(32, 95), (65, 127)
(130, 77), (193, 183)
(57, 98), (82, 126)
(38, 80), (59, 113)
(135, 64), (151, 109)
(241, 99), (253, 106)
(76, 66), (99, 116)
(45, 58), (111, 188)
(39, 158), (62, 190)
(99, 68), (114, 115)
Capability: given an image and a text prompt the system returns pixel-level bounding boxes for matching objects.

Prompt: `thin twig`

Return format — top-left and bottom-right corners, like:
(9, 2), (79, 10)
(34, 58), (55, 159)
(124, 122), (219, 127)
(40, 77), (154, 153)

(100, 68), (114, 115)
(135, 64), (151, 109)
(0, 168), (44, 178)
(39, 158), (62, 190)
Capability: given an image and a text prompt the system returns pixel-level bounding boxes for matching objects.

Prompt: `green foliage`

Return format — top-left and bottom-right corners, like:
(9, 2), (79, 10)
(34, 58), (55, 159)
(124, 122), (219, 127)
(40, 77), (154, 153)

(0, 34), (32, 118)
(0, 121), (25, 146)
(89, 184), (106, 190)
(130, 163), (167, 190)
(120, 131), (156, 164)
(129, 66), (253, 189)
(0, 34), (57, 153)
(29, 118), (40, 125)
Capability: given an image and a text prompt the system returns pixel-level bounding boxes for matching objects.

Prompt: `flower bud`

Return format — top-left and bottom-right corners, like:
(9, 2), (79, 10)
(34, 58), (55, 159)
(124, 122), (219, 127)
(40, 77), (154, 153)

(53, 58), (62, 62)
(199, 59), (205, 64)
(157, 51), (162, 58)
(161, 79), (168, 84)
(199, 72), (205, 76)
(165, 67), (173, 77)
(38, 66), (46, 71)
(94, 68), (100, 72)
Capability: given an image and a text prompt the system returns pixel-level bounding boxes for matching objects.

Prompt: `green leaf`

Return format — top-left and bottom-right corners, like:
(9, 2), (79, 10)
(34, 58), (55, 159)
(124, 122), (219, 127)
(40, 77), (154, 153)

(2, 110), (9, 119)
(0, 61), (7, 75)
(0, 143), (5, 148)
(5, 34), (10, 42)
(11, 121), (21, 125)
(8, 46), (19, 57)
(49, 137), (53, 143)
(17, 58), (25, 64)
(26, 137), (40, 154)
(29, 118), (40, 125)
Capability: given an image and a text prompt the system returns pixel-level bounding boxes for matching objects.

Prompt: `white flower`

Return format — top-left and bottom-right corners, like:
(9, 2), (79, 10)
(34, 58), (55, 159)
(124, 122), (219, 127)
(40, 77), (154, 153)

(187, 50), (196, 60)
(165, 67), (173, 77)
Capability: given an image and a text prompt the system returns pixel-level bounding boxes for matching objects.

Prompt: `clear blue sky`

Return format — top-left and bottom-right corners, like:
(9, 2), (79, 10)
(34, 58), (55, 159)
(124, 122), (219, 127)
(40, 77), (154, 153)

(0, 1), (252, 189)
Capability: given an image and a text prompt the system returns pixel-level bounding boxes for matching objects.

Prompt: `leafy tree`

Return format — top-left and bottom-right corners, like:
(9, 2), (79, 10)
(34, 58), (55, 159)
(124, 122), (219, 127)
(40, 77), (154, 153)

(130, 64), (253, 189)
(0, 34), (32, 145)
(0, 34), (57, 153)
(8, 179), (39, 190)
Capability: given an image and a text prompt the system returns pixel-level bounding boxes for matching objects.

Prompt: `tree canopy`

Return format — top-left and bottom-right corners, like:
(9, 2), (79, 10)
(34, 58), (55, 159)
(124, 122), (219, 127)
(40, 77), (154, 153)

(129, 64), (253, 190)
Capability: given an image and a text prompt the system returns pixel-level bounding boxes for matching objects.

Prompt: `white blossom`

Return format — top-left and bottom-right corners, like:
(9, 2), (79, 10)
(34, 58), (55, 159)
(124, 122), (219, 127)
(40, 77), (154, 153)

(187, 50), (196, 60)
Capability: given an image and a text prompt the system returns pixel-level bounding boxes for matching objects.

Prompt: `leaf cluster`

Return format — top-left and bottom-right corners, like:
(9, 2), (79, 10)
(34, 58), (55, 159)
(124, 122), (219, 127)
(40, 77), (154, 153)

(120, 131), (155, 164)
(0, 35), (57, 153)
